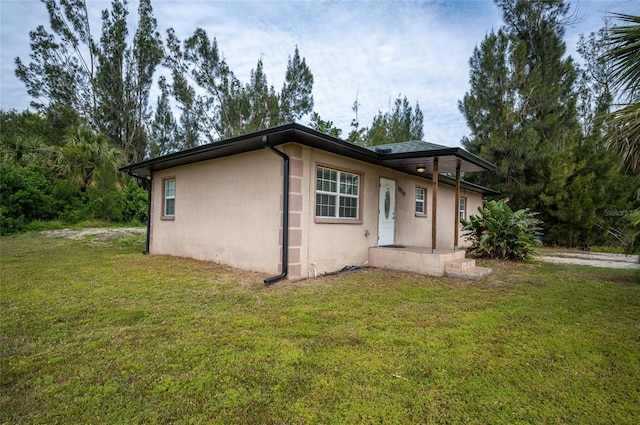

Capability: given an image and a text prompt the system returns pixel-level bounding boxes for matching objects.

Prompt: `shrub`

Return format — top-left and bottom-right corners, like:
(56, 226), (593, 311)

(0, 164), (56, 234)
(461, 199), (543, 261)
(53, 180), (89, 224)
(0, 163), (148, 233)
(117, 180), (148, 224)
(85, 190), (123, 222)
(627, 210), (640, 258)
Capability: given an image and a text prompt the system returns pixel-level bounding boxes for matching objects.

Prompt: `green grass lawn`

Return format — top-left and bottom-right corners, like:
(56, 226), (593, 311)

(1, 232), (639, 424)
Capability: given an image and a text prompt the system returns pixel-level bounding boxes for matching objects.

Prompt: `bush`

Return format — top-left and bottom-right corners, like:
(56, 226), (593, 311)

(461, 199), (543, 261)
(0, 163), (148, 234)
(627, 210), (640, 257)
(117, 180), (148, 224)
(53, 180), (89, 224)
(85, 190), (123, 222)
(0, 164), (56, 234)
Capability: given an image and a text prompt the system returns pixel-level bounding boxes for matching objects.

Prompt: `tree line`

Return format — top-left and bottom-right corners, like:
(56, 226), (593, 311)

(12, 0), (422, 163)
(459, 0), (638, 248)
(1, 0), (423, 234)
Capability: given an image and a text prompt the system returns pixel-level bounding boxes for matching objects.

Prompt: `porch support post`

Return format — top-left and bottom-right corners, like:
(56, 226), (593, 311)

(454, 161), (461, 250)
(431, 157), (439, 254)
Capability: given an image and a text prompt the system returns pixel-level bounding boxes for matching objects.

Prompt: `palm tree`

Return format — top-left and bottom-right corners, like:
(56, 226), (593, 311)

(601, 13), (640, 174)
(56, 126), (123, 192)
(0, 135), (46, 166)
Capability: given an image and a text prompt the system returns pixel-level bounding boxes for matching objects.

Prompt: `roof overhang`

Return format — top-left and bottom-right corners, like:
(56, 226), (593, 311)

(121, 122), (498, 195)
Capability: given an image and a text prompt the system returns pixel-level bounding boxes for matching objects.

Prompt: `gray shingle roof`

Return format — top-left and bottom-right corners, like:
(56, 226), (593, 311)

(365, 140), (449, 154)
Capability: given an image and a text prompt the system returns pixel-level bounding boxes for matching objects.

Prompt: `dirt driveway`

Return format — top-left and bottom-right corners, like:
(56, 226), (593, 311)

(537, 250), (640, 270)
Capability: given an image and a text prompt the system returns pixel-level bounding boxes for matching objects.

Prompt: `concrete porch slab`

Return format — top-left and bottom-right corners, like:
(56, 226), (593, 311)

(368, 246), (466, 277)
(368, 246), (492, 279)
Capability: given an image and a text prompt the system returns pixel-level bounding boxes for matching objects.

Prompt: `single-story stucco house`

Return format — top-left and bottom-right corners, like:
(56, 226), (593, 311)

(121, 123), (497, 283)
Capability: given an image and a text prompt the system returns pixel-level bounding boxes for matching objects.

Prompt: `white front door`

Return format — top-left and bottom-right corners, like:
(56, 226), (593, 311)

(378, 178), (396, 246)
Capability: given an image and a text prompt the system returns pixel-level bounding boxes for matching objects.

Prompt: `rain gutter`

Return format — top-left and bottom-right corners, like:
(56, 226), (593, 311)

(262, 135), (289, 285)
(127, 171), (152, 254)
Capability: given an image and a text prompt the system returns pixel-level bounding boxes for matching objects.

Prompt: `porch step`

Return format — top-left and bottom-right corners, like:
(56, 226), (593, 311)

(445, 258), (476, 272)
(445, 259), (492, 280)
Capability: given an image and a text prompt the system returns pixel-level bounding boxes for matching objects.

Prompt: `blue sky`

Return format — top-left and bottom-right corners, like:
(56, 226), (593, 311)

(0, 0), (636, 146)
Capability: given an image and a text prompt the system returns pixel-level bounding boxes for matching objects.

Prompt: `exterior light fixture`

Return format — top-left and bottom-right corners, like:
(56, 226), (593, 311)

(416, 166), (426, 173)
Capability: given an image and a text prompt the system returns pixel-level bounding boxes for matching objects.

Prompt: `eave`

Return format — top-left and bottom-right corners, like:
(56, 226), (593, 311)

(120, 122), (497, 195)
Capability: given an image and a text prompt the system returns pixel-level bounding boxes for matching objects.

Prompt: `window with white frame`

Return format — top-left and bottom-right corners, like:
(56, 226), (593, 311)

(316, 166), (360, 219)
(415, 187), (426, 215)
(164, 178), (175, 217)
(459, 197), (467, 221)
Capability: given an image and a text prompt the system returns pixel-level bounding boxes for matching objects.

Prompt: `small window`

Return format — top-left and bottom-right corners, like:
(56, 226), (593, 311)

(459, 197), (467, 221)
(164, 178), (175, 217)
(316, 166), (360, 219)
(415, 187), (426, 215)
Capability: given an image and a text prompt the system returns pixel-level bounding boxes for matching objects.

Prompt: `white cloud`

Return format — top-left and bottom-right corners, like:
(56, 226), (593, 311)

(1, 0), (635, 146)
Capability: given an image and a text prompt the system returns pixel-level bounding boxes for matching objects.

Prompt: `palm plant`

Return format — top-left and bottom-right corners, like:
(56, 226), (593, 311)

(56, 126), (123, 192)
(601, 13), (640, 174)
(461, 199), (543, 261)
(601, 14), (640, 257)
(0, 135), (46, 166)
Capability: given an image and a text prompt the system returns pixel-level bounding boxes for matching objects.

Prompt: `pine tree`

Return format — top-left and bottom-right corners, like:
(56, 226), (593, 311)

(95, 0), (129, 157)
(239, 59), (278, 134)
(124, 0), (163, 162)
(149, 76), (178, 158)
(15, 0), (98, 120)
(459, 0), (584, 245)
(308, 112), (342, 137)
(279, 46), (314, 122)
(164, 29), (314, 141)
(348, 95), (424, 146)
(16, 0), (163, 164)
(171, 70), (201, 149)
(346, 94), (365, 144)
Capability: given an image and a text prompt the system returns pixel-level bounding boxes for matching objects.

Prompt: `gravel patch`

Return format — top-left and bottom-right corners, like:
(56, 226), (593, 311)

(537, 251), (640, 270)
(42, 227), (146, 240)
